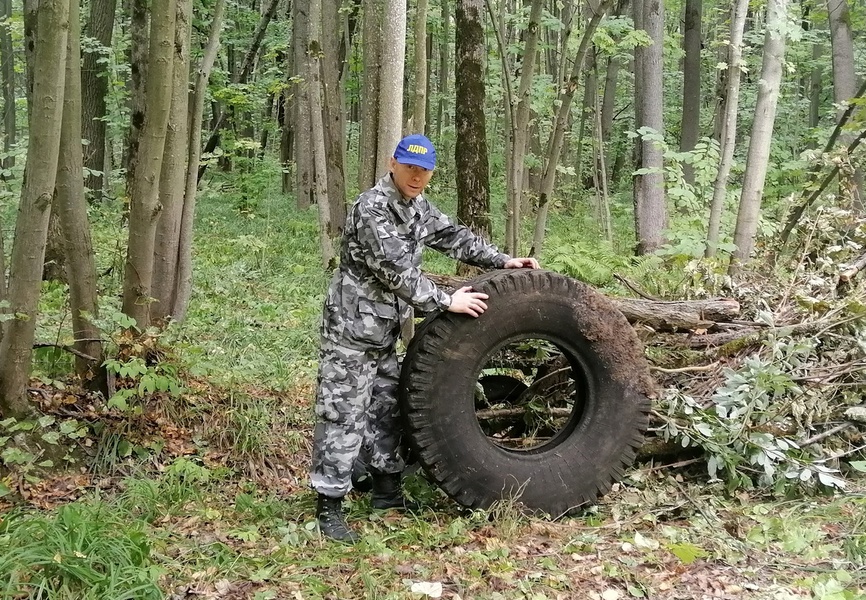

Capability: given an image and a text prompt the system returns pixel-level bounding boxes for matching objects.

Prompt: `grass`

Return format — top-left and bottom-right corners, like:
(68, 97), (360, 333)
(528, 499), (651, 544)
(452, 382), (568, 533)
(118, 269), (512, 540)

(1, 161), (864, 599)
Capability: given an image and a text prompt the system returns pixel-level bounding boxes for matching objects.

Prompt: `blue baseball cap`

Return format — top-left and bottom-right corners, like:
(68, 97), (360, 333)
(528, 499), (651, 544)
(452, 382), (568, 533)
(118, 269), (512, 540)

(393, 134), (436, 170)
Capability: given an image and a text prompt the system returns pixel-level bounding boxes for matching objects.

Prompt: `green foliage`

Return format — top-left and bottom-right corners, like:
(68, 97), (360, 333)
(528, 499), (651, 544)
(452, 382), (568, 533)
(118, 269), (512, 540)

(103, 356), (186, 412)
(0, 504), (162, 599)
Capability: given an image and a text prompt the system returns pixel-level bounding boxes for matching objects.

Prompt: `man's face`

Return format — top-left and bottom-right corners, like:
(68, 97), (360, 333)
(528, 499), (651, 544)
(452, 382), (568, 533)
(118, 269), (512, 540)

(390, 157), (434, 200)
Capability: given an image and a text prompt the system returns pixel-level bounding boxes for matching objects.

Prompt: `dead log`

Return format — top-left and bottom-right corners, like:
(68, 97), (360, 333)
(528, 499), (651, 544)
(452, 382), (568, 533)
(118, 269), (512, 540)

(426, 272), (741, 331)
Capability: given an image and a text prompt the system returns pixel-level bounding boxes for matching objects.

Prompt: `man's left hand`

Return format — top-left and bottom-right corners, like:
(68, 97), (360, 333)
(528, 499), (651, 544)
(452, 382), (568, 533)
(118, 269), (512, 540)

(503, 257), (540, 269)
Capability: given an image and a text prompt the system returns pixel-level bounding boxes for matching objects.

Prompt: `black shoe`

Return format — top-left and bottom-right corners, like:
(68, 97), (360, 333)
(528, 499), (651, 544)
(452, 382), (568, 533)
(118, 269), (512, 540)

(370, 471), (420, 511)
(316, 494), (360, 543)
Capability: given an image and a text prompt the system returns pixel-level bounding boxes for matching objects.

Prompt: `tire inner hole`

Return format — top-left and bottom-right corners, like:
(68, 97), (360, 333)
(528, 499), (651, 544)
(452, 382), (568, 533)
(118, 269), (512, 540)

(475, 338), (584, 452)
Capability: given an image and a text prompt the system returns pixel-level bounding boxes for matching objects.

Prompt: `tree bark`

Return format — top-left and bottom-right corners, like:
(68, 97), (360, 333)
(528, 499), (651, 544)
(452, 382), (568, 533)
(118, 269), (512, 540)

(358, 0), (382, 190)
(412, 0), (429, 133)
(81, 0), (118, 198)
(679, 0), (702, 185)
(0, 0), (14, 173)
(376, 0), (406, 176)
(173, 0), (225, 322)
(455, 0), (491, 277)
(436, 0), (450, 144)
(321, 0), (346, 234)
(730, 0), (788, 272)
(121, 0), (176, 328)
(151, 0), (191, 324)
(826, 0), (863, 209)
(0, 0), (69, 418)
(294, 0), (313, 207)
(705, 0), (748, 257)
(55, 0), (104, 385)
(634, 0), (666, 255)
(125, 0), (150, 184)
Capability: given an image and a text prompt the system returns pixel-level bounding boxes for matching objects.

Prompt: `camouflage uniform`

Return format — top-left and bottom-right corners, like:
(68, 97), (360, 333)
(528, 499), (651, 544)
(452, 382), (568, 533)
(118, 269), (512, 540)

(310, 174), (511, 498)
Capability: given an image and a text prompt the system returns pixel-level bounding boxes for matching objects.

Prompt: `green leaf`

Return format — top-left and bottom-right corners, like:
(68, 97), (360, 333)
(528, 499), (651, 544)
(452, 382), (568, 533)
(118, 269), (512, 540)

(667, 543), (707, 565)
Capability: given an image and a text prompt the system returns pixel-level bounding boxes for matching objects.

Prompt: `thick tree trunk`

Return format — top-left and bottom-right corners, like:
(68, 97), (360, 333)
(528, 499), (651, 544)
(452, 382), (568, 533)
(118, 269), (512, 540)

(705, 0), (748, 257)
(125, 0), (150, 183)
(0, 0), (14, 172)
(826, 0), (863, 209)
(634, 0), (666, 254)
(375, 0), (406, 175)
(412, 0), (428, 133)
(55, 0), (104, 385)
(730, 0), (788, 271)
(455, 0), (491, 277)
(679, 0), (702, 185)
(121, 0), (176, 328)
(504, 0), (543, 256)
(151, 0), (191, 323)
(0, 0), (69, 418)
(173, 0), (225, 322)
(81, 0), (117, 199)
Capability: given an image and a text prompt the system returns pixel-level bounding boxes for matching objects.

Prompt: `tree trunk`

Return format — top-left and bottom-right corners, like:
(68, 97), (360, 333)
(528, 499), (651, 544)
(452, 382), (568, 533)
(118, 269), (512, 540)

(375, 0), (406, 175)
(412, 0), (429, 133)
(151, 0), (191, 324)
(705, 0), (748, 257)
(530, 1), (611, 257)
(173, 0), (225, 322)
(121, 0), (176, 328)
(455, 0), (491, 276)
(309, 0), (334, 268)
(81, 0), (118, 199)
(826, 0), (863, 209)
(0, 0), (69, 418)
(679, 0), (702, 185)
(358, 0), (382, 190)
(294, 0), (313, 207)
(55, 0), (104, 385)
(633, 0), (666, 255)
(279, 43), (295, 194)
(504, 0), (543, 256)
(0, 0), (14, 173)
(730, 0), (788, 271)
(435, 0), (450, 145)
(809, 41), (822, 132)
(321, 0), (346, 234)
(125, 0), (150, 184)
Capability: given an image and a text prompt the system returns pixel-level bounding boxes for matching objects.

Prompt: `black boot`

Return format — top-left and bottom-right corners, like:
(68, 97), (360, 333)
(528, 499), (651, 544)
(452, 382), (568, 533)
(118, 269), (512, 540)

(370, 471), (420, 511)
(316, 494), (360, 543)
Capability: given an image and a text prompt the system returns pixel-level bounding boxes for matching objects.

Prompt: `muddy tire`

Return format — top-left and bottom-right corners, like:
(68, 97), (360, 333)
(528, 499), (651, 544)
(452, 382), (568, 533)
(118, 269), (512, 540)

(399, 269), (653, 516)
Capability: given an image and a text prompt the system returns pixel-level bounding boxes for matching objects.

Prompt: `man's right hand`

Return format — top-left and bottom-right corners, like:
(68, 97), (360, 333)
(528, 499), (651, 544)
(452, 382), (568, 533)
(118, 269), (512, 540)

(447, 286), (489, 317)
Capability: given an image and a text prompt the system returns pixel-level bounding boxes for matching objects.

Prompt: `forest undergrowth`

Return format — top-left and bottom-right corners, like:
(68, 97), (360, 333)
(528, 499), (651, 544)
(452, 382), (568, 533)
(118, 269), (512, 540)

(1, 167), (865, 599)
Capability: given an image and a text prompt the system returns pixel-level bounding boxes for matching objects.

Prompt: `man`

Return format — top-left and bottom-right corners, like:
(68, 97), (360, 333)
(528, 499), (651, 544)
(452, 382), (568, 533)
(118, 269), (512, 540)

(310, 134), (539, 542)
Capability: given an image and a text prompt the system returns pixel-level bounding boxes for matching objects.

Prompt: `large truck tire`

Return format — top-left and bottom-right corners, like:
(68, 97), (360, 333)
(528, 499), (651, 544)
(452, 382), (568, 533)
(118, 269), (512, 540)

(398, 269), (654, 517)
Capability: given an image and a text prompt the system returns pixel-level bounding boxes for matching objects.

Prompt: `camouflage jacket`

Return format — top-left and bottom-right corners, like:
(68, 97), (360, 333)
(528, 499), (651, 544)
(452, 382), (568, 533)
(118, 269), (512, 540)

(322, 174), (511, 349)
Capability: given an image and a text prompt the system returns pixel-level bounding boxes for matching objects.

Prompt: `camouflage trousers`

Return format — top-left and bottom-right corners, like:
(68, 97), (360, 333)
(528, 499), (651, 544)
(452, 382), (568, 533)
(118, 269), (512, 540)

(309, 338), (405, 498)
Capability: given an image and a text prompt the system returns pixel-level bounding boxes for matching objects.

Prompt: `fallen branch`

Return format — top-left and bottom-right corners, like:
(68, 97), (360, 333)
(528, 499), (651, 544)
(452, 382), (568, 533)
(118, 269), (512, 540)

(839, 251), (866, 285)
(475, 407), (573, 420)
(33, 343), (98, 363)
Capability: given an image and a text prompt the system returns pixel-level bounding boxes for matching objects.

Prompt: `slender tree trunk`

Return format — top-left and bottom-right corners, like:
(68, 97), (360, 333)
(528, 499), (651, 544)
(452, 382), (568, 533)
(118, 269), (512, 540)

(705, 0), (748, 257)
(321, 0), (346, 234)
(152, 0), (191, 323)
(0, 0), (14, 172)
(826, 0), (863, 209)
(530, 1), (611, 257)
(809, 41), (822, 131)
(81, 0), (118, 199)
(173, 0), (225, 322)
(575, 49), (597, 191)
(358, 0), (382, 190)
(730, 0), (788, 271)
(412, 0), (429, 133)
(125, 0), (150, 183)
(436, 0), (450, 144)
(309, 0), (334, 267)
(455, 0), (491, 274)
(376, 0), (406, 175)
(680, 0), (702, 185)
(55, 0), (104, 384)
(505, 0), (543, 255)
(121, 0), (176, 328)
(294, 0), (313, 207)
(633, 0), (666, 254)
(0, 0), (69, 418)
(279, 43), (295, 194)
